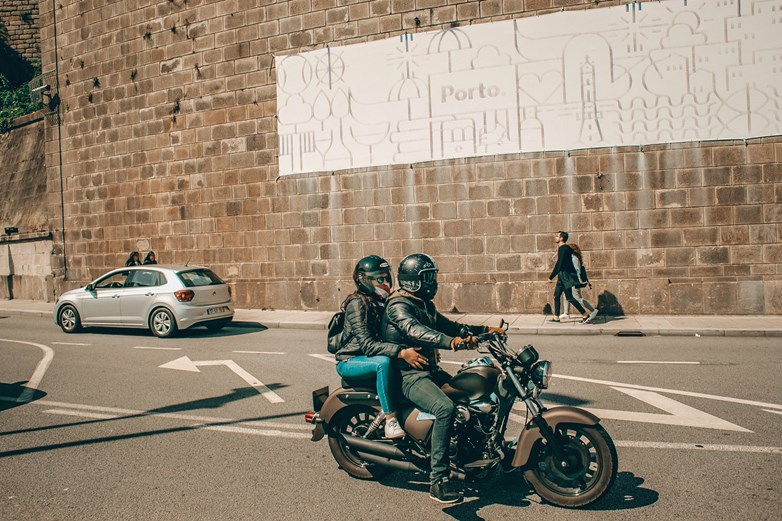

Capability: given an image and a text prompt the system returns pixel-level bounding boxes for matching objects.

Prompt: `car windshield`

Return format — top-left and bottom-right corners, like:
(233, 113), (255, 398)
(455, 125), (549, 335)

(177, 269), (225, 287)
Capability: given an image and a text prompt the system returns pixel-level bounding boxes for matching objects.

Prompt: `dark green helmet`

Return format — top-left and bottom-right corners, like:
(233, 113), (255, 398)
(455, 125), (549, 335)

(353, 255), (393, 299)
(397, 253), (438, 300)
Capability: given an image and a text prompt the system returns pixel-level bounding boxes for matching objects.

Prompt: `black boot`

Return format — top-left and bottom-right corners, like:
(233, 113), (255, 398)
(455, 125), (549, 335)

(429, 478), (463, 504)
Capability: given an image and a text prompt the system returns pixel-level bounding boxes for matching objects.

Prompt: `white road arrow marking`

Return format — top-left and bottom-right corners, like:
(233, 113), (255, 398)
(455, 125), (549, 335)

(584, 387), (751, 432)
(159, 356), (284, 403)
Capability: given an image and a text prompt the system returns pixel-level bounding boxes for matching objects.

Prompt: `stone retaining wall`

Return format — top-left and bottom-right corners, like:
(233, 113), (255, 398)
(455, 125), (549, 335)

(35, 0), (781, 314)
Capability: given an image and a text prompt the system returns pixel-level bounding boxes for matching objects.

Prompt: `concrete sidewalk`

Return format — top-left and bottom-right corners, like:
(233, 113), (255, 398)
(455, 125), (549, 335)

(3, 299), (781, 337)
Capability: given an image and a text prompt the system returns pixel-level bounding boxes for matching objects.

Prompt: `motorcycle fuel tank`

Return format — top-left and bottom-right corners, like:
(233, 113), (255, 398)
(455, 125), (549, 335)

(441, 366), (501, 403)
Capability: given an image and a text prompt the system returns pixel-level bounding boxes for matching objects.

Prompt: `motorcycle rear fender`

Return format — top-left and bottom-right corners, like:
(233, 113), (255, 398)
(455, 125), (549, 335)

(312, 388), (381, 440)
(510, 406), (601, 468)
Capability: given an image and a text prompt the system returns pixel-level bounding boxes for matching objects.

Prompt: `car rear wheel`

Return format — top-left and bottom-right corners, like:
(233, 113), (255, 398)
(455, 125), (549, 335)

(58, 305), (82, 333)
(150, 308), (178, 338)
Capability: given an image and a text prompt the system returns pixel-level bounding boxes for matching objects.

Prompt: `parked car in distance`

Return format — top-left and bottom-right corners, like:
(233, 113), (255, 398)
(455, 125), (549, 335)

(53, 265), (234, 338)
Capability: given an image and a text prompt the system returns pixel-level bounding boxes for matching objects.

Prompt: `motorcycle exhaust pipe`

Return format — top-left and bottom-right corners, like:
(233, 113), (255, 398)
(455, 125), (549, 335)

(342, 435), (411, 461)
(357, 451), (428, 474)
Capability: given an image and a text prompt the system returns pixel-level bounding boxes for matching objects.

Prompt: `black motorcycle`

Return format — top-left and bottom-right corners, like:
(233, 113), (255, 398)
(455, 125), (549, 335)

(305, 325), (618, 508)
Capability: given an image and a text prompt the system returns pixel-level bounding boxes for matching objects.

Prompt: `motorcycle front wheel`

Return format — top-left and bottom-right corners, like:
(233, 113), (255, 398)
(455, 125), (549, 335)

(327, 405), (392, 480)
(524, 423), (618, 508)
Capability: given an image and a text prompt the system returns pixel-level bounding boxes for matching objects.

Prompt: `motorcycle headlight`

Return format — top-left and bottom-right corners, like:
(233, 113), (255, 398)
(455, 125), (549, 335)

(531, 361), (553, 389)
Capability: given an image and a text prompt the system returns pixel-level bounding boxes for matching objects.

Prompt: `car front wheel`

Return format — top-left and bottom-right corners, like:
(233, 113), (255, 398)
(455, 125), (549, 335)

(58, 305), (82, 333)
(150, 308), (178, 338)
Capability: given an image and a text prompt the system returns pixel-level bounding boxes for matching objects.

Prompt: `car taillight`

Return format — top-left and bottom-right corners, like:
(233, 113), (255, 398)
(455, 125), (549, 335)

(175, 289), (195, 302)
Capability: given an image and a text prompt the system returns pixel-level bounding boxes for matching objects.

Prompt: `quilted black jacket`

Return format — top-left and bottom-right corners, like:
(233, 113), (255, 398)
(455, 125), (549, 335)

(334, 292), (402, 362)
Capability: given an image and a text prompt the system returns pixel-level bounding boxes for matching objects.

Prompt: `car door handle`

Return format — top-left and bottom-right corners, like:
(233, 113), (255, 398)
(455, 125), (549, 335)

(113, 295), (120, 298)
(145, 292), (154, 297)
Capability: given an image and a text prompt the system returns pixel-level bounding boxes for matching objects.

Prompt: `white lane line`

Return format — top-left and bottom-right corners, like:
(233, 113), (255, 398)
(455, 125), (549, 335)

(44, 408), (118, 420)
(617, 361), (700, 365)
(615, 441), (782, 454)
(134, 346), (181, 351)
(556, 373), (782, 410)
(233, 351), (287, 355)
(763, 409), (782, 416)
(1, 338), (55, 403)
(51, 342), (91, 346)
(309, 354), (337, 364)
(203, 425), (310, 438)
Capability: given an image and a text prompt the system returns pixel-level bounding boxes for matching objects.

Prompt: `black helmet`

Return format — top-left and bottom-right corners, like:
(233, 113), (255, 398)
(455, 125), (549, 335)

(397, 253), (438, 300)
(353, 255), (393, 300)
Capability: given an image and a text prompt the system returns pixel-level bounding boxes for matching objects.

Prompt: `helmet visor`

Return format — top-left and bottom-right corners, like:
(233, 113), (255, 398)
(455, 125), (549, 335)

(420, 270), (437, 284)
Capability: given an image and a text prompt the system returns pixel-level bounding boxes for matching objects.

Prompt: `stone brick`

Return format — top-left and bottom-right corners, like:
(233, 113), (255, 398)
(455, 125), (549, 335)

(697, 246), (729, 265)
(626, 191), (655, 210)
(764, 281), (782, 314)
(703, 282), (737, 314)
(713, 146), (746, 166)
(737, 280), (765, 314)
(638, 278), (670, 313)
(670, 283), (703, 314)
(750, 224), (776, 244)
(676, 168), (702, 187)
(764, 244), (782, 263)
(716, 186), (747, 205)
(720, 226), (748, 245)
(702, 166), (731, 186)
(657, 189), (687, 208)
(731, 245), (762, 264)
(638, 209), (668, 229)
(670, 208), (703, 227)
(704, 206), (733, 225)
(683, 227), (718, 246)
(644, 171), (675, 190)
(666, 247), (695, 266)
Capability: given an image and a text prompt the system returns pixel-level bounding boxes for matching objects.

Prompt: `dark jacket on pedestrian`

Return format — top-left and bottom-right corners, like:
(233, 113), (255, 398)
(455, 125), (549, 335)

(143, 251), (157, 264)
(335, 292), (402, 362)
(125, 251), (141, 266)
(549, 244), (579, 289)
(382, 290), (484, 376)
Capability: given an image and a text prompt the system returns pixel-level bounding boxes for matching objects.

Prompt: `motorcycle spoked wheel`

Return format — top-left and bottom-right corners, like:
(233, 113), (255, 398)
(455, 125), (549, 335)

(327, 405), (392, 480)
(524, 423), (618, 508)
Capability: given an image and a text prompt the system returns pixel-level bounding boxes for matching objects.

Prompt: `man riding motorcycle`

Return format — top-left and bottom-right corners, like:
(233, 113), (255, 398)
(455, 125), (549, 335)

(381, 253), (505, 504)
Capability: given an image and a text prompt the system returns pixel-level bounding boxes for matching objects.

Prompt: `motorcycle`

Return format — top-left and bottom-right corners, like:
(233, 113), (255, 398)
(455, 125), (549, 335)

(305, 322), (618, 508)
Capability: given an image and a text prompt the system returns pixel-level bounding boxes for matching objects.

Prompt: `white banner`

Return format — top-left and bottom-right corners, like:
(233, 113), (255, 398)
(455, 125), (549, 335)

(276, 0), (782, 176)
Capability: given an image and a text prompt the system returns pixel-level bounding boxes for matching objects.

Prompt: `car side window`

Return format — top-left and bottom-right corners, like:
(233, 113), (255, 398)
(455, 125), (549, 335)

(127, 270), (161, 288)
(95, 271), (130, 289)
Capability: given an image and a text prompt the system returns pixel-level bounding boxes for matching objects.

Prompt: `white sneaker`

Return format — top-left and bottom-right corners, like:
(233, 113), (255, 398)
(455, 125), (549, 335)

(581, 309), (599, 324)
(559, 313), (569, 320)
(384, 417), (405, 439)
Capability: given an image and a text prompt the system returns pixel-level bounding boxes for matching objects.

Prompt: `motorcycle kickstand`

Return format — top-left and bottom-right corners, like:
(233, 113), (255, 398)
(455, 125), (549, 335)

(362, 412), (386, 438)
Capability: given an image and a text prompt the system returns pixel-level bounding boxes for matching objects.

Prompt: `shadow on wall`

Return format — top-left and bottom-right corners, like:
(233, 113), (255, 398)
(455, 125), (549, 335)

(597, 290), (624, 316)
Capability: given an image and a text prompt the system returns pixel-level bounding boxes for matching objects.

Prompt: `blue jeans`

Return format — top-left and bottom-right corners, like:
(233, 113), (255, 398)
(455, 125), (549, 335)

(336, 356), (397, 414)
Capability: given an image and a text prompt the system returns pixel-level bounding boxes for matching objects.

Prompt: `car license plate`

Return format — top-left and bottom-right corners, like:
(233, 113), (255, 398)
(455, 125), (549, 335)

(207, 306), (228, 315)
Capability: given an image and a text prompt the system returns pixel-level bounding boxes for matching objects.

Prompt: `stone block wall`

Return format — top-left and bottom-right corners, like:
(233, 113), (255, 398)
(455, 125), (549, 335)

(0, 0), (40, 62)
(35, 0), (782, 314)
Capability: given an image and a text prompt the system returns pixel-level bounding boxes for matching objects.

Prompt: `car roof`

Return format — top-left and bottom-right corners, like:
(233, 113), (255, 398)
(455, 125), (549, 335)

(109, 264), (211, 273)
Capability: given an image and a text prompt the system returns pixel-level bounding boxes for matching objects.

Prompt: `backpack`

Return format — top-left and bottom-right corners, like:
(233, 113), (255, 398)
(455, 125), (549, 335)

(576, 260), (589, 289)
(326, 310), (345, 354)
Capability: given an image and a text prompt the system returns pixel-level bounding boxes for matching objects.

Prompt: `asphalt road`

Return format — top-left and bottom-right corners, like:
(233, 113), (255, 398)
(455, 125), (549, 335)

(1, 315), (780, 521)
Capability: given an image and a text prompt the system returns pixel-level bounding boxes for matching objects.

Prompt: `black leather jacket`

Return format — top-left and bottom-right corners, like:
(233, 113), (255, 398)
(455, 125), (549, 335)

(335, 292), (402, 362)
(381, 290), (486, 373)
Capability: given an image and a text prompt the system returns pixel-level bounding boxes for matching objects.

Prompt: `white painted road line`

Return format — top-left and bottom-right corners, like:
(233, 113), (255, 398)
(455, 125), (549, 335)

(309, 354), (337, 364)
(555, 373), (782, 410)
(763, 409), (782, 416)
(617, 361), (700, 365)
(134, 346), (181, 351)
(233, 351), (287, 355)
(51, 342), (91, 346)
(203, 425), (310, 438)
(44, 408), (119, 420)
(615, 441), (782, 454)
(1, 338), (55, 403)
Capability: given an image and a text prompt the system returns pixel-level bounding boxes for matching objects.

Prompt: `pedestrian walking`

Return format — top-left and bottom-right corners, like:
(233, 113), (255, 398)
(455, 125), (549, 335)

(547, 231), (598, 324)
(569, 243), (599, 324)
(143, 251), (157, 264)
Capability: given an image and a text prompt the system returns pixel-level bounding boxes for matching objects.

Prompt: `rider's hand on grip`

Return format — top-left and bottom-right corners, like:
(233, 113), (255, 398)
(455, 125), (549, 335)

(450, 336), (477, 351)
(485, 326), (506, 336)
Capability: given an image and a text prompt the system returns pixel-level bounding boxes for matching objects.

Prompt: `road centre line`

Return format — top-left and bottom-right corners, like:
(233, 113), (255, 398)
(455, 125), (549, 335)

(9, 397), (309, 436)
(134, 346), (181, 351)
(51, 342), (91, 346)
(309, 354), (337, 364)
(614, 441), (782, 454)
(1, 338), (54, 403)
(233, 351), (286, 355)
(617, 361), (700, 364)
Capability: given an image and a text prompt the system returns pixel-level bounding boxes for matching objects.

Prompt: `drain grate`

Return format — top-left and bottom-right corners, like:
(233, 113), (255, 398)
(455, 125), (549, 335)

(615, 330), (646, 337)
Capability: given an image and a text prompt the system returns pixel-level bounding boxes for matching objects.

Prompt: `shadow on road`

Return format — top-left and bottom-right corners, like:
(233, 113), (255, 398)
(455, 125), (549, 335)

(0, 381), (47, 412)
(0, 386), (304, 458)
(63, 321), (268, 338)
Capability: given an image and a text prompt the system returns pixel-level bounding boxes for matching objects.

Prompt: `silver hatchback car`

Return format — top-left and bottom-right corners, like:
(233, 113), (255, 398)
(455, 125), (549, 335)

(53, 265), (234, 338)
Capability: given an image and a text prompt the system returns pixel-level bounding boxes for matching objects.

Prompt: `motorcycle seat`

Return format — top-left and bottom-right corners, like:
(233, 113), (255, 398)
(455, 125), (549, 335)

(341, 376), (376, 390)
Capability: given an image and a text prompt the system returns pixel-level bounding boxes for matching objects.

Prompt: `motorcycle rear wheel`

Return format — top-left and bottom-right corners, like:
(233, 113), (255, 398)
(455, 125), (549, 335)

(524, 423), (617, 508)
(327, 405), (392, 480)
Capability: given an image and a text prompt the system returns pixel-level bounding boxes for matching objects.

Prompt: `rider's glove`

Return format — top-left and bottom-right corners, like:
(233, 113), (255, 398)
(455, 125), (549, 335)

(450, 336), (477, 351)
(485, 326), (506, 336)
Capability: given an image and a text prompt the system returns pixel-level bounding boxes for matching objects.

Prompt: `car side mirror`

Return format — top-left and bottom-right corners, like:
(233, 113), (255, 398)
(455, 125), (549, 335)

(85, 283), (95, 292)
